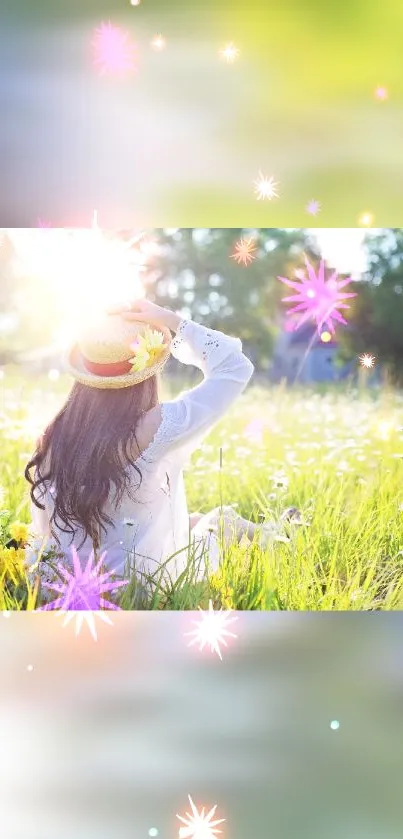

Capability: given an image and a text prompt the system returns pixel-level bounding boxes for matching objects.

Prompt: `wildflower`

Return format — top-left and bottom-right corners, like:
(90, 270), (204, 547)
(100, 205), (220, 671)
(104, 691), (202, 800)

(0, 546), (26, 571)
(280, 506), (310, 526)
(270, 472), (289, 489)
(9, 520), (30, 546)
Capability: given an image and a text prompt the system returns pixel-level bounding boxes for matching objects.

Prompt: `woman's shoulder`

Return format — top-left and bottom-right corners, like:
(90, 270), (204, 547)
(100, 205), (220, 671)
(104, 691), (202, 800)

(132, 404), (163, 456)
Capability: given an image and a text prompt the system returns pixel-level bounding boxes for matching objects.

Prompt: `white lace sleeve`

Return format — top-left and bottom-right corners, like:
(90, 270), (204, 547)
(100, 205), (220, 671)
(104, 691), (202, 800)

(142, 319), (254, 464)
(170, 318), (243, 372)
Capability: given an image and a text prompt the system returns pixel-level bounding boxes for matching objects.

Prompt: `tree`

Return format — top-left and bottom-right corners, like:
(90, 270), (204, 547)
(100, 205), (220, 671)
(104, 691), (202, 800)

(149, 228), (318, 370)
(338, 229), (403, 383)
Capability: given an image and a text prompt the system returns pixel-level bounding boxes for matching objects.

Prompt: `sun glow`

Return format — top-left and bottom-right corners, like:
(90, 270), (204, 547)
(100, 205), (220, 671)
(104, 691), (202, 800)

(7, 226), (151, 346)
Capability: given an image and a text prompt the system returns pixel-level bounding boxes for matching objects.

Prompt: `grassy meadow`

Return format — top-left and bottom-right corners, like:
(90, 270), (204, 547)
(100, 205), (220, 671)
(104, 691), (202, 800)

(1, 371), (403, 611)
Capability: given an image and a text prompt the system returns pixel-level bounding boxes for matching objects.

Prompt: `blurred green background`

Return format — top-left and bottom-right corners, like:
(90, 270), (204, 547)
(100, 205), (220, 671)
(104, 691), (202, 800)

(2, 612), (403, 838)
(1, 0), (402, 225)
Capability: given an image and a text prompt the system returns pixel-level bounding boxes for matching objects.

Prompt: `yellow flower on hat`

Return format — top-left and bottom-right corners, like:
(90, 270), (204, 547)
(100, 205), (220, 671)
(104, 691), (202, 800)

(128, 327), (165, 373)
(142, 327), (165, 352)
(129, 350), (150, 373)
(143, 328), (166, 364)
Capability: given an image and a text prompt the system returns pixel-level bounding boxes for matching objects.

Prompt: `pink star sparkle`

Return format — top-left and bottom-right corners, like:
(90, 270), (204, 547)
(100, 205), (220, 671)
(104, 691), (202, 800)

(306, 199), (321, 216)
(374, 85), (388, 100)
(37, 546), (129, 612)
(92, 21), (137, 77)
(278, 256), (357, 334)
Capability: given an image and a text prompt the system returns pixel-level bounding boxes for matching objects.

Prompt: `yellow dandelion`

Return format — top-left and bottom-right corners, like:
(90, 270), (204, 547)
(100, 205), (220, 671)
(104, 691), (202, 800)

(9, 521), (30, 545)
(0, 546), (26, 573)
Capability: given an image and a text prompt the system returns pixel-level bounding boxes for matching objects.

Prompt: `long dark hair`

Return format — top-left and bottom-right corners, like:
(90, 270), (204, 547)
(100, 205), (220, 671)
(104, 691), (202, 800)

(25, 376), (159, 552)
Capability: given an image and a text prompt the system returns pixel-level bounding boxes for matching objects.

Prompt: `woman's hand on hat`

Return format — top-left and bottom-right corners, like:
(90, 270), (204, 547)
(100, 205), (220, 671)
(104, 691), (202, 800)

(107, 299), (181, 333)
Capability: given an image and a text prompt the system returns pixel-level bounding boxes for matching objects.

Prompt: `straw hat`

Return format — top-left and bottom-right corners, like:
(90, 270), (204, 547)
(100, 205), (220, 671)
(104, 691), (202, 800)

(65, 313), (172, 389)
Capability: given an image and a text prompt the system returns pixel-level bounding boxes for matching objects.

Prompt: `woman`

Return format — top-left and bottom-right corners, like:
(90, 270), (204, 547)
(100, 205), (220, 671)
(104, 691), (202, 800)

(25, 299), (273, 597)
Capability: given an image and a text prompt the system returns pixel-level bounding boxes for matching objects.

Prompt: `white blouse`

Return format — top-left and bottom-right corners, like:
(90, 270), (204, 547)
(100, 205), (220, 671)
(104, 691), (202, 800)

(26, 319), (254, 590)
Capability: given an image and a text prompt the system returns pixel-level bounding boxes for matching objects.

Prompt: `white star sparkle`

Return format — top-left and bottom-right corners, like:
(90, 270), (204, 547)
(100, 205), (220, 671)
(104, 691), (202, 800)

(254, 171), (279, 200)
(359, 353), (376, 368)
(220, 42), (239, 62)
(151, 34), (166, 50)
(185, 600), (238, 660)
(177, 795), (225, 839)
(58, 610), (114, 642)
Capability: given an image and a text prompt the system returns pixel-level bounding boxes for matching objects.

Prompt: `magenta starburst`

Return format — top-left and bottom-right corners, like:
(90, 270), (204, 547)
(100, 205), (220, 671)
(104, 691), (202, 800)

(92, 21), (137, 77)
(37, 546), (129, 612)
(278, 256), (357, 334)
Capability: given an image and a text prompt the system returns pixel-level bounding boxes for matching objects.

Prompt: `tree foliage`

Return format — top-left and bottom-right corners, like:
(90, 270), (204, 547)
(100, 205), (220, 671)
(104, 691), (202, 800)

(149, 228), (318, 368)
(339, 229), (403, 383)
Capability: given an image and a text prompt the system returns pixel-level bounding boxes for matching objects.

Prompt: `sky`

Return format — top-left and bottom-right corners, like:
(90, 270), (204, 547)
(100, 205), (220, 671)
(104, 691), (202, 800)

(309, 228), (373, 277)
